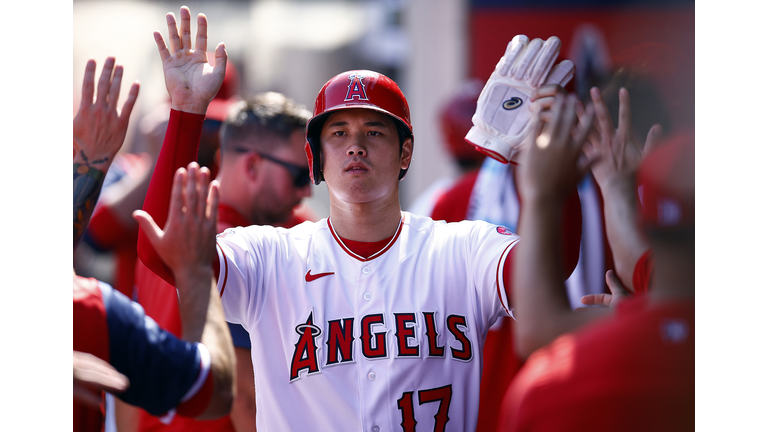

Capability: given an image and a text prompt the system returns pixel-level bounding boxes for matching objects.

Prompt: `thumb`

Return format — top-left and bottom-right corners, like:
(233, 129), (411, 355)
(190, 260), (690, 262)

(133, 210), (164, 247)
(605, 269), (629, 298)
(212, 42), (228, 82)
(643, 123), (663, 156)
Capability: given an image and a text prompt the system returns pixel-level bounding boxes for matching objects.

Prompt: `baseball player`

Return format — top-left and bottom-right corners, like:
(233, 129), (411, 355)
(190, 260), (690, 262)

(136, 7), (574, 431)
(73, 56), (235, 430)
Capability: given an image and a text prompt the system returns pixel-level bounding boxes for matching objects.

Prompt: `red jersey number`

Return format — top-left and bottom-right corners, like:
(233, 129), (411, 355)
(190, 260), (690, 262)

(397, 384), (453, 432)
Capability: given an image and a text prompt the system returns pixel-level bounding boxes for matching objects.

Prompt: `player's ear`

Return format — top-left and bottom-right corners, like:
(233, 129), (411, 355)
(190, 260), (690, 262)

(400, 138), (413, 171)
(245, 152), (261, 181)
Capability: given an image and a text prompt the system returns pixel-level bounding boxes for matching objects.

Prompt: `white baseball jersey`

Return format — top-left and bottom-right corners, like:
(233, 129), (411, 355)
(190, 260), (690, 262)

(215, 211), (518, 432)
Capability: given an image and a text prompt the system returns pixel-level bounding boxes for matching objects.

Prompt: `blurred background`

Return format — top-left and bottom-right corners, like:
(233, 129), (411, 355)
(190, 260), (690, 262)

(73, 0), (694, 282)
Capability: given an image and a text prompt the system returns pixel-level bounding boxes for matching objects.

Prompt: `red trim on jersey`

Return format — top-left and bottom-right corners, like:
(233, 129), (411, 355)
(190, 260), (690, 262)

(632, 249), (654, 295)
(327, 217), (403, 262)
(216, 242), (229, 298)
(495, 242), (516, 316)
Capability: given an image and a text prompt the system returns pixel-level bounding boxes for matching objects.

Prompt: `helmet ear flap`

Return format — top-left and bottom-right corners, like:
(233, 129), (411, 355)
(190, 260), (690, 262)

(305, 136), (324, 185)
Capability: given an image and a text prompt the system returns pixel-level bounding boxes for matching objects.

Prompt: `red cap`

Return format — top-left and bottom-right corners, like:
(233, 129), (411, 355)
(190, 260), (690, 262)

(636, 130), (695, 229)
(439, 79), (486, 167)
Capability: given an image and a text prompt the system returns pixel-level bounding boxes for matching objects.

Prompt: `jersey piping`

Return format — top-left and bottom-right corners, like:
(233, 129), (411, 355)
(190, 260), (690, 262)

(327, 215), (404, 262)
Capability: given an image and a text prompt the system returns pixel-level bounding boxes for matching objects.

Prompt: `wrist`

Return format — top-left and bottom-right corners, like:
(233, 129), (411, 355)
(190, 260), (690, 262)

(171, 101), (209, 116)
(174, 265), (214, 289)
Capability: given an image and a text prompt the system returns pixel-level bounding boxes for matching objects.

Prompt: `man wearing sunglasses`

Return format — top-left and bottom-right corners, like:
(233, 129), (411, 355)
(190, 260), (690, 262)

(133, 90), (314, 432)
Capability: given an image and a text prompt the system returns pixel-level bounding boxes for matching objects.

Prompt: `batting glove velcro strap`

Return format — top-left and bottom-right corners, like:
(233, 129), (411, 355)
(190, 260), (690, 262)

(466, 35), (574, 163)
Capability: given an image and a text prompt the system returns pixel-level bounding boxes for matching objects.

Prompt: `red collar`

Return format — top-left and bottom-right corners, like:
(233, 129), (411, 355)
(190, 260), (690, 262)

(217, 203), (252, 230)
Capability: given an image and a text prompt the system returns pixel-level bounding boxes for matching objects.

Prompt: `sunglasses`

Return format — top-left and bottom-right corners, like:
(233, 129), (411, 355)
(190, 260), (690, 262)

(233, 147), (311, 188)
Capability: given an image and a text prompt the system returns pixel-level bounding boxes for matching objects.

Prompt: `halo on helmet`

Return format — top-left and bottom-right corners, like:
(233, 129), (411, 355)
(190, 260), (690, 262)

(305, 70), (414, 185)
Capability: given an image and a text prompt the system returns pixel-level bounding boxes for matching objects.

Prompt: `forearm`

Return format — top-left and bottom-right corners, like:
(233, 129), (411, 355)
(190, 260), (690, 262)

(177, 273), (235, 419)
(513, 196), (599, 357)
(73, 160), (109, 249)
(600, 180), (650, 292)
(230, 348), (257, 432)
(136, 109), (205, 284)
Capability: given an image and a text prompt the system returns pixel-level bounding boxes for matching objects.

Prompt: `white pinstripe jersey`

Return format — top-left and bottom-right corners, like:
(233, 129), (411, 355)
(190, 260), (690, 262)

(215, 211), (518, 432)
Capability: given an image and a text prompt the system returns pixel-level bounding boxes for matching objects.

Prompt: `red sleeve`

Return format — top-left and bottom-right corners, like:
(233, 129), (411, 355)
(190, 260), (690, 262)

(136, 109), (205, 286)
(89, 205), (132, 249)
(632, 249), (654, 295)
(430, 169), (480, 223)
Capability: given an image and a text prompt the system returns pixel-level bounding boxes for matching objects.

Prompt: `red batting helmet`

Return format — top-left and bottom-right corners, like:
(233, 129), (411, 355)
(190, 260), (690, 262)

(305, 70), (413, 185)
(440, 79), (486, 168)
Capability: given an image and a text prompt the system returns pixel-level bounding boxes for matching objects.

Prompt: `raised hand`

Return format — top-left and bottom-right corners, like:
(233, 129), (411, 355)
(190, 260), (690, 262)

(518, 94), (595, 201)
(133, 162), (219, 280)
(465, 35), (575, 164)
(73, 57), (140, 170)
(73, 57), (139, 249)
(578, 269), (630, 309)
(154, 6), (227, 114)
(582, 87), (662, 190)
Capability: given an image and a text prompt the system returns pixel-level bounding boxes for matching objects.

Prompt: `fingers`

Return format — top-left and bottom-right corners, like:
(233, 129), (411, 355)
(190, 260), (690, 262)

(119, 82), (141, 128)
(180, 6), (192, 51)
(153, 31), (171, 63)
(531, 84), (566, 102)
(605, 269), (629, 297)
(133, 210), (164, 247)
(80, 59), (96, 110)
(544, 60), (575, 87)
(590, 87), (614, 141)
(194, 167), (211, 218)
(169, 166), (188, 224)
(185, 163), (200, 221)
(212, 42), (228, 81)
(616, 87), (633, 142)
(195, 13), (208, 53)
(166, 12), (181, 53)
(513, 38), (543, 80)
(580, 293), (612, 307)
(95, 57), (116, 108)
(527, 36), (560, 87)
(498, 35), (528, 76)
(643, 123), (663, 156)
(107, 64), (123, 112)
(207, 180), (220, 221)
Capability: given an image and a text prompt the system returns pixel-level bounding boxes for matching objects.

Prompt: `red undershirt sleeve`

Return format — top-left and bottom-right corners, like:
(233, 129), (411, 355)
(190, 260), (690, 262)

(632, 249), (654, 295)
(136, 109), (205, 286)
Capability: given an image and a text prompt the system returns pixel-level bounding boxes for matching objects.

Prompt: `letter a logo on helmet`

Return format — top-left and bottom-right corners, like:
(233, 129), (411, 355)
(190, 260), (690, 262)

(345, 73), (369, 101)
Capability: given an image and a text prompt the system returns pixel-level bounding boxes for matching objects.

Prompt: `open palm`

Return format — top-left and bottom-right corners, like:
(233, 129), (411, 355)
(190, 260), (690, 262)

(154, 6), (227, 115)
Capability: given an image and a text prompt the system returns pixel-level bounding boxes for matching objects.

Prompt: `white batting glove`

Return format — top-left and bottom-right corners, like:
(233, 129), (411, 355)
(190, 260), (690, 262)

(465, 35), (575, 163)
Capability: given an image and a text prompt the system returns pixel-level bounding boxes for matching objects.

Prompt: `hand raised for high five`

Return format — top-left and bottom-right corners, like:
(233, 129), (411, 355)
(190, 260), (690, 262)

(73, 57), (140, 170)
(154, 6), (227, 115)
(133, 162), (219, 283)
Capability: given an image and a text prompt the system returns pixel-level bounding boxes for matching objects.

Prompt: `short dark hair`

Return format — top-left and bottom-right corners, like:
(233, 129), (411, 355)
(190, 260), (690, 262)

(220, 92), (311, 152)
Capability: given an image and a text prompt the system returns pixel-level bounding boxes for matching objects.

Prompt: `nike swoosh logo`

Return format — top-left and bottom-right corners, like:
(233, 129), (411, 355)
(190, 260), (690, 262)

(305, 270), (335, 282)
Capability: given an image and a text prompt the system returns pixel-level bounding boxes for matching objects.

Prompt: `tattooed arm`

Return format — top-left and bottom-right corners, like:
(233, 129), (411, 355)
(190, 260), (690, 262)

(73, 57), (140, 249)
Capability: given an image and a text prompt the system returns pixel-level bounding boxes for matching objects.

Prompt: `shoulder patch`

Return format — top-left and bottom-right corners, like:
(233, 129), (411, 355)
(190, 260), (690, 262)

(496, 226), (513, 235)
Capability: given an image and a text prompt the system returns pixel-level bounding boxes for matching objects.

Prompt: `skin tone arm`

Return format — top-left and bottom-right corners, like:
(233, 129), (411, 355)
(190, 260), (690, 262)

(512, 94), (608, 359)
(133, 163), (235, 419)
(73, 57), (140, 249)
(580, 87), (662, 292)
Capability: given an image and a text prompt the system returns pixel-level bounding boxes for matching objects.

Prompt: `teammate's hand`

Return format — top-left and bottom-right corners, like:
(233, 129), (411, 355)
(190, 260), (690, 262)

(73, 351), (129, 407)
(578, 269), (630, 309)
(518, 93), (595, 202)
(465, 35), (575, 164)
(133, 162), (219, 282)
(581, 86), (663, 192)
(153, 6), (227, 115)
(73, 57), (140, 171)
